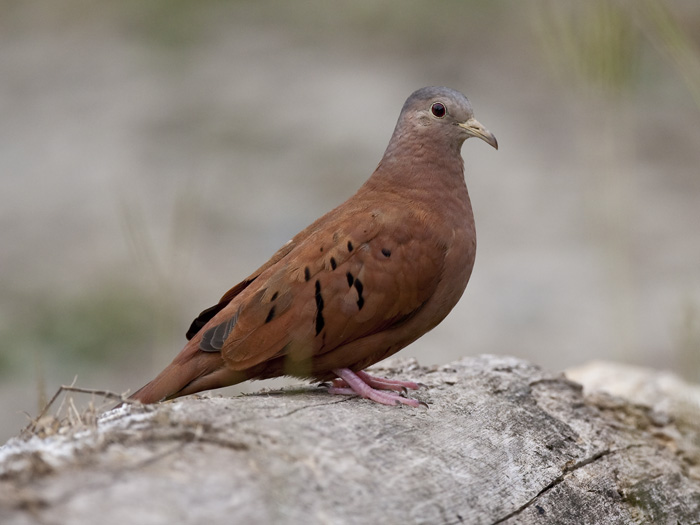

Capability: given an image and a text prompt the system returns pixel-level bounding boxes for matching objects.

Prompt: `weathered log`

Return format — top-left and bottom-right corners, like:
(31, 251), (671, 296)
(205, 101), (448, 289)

(1, 355), (699, 524)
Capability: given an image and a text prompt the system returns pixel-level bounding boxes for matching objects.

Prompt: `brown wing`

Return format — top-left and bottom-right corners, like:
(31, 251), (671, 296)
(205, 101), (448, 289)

(198, 202), (446, 375)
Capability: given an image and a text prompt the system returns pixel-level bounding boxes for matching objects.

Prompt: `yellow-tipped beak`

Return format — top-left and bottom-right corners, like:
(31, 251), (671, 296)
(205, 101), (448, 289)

(458, 118), (498, 150)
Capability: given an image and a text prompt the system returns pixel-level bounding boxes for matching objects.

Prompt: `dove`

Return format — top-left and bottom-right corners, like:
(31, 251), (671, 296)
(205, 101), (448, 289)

(130, 86), (497, 407)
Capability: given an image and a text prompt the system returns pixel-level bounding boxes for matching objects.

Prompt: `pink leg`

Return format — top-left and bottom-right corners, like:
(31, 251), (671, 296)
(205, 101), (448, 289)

(331, 370), (422, 392)
(328, 368), (423, 407)
(357, 370), (421, 391)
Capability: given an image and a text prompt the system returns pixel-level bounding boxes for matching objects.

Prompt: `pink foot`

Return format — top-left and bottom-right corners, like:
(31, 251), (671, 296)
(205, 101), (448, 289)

(358, 370), (422, 391)
(328, 368), (425, 407)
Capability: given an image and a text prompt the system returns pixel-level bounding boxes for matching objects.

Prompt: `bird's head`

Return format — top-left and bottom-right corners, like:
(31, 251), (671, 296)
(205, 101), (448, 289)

(398, 86), (498, 151)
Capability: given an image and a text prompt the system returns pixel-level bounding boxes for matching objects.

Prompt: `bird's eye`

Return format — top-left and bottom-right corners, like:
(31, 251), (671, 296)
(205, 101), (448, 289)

(431, 102), (446, 118)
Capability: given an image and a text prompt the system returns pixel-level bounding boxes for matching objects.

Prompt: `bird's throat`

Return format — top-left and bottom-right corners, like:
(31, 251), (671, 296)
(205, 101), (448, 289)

(372, 136), (467, 196)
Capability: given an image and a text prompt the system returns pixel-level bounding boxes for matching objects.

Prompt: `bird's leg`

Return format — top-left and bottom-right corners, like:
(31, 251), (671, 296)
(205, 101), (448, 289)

(331, 370), (421, 392)
(328, 368), (421, 407)
(357, 370), (422, 391)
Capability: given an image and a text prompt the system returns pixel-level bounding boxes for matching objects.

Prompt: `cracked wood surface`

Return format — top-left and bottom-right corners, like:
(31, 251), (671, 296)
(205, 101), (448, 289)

(1, 355), (700, 525)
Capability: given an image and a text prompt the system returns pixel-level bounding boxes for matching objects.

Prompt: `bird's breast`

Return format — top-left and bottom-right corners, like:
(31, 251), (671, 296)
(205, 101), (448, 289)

(413, 186), (477, 326)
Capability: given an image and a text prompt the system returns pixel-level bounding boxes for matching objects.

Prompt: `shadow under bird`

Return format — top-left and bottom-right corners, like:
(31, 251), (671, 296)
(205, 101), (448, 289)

(130, 86), (498, 407)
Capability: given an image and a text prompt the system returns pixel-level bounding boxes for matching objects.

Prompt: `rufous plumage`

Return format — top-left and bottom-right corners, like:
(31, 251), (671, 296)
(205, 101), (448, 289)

(130, 86), (497, 406)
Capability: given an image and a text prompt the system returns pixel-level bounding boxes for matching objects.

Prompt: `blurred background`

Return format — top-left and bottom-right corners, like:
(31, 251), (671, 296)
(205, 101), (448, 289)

(2, 0), (699, 442)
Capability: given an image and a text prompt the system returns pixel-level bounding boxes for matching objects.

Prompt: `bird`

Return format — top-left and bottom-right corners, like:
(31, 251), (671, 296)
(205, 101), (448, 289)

(130, 86), (497, 407)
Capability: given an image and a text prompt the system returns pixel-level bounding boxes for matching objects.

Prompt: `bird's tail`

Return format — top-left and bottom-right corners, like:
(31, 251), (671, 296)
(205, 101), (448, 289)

(129, 347), (246, 404)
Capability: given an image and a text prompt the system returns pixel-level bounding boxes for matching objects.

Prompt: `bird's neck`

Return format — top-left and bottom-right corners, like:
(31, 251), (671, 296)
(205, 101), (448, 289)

(367, 130), (468, 197)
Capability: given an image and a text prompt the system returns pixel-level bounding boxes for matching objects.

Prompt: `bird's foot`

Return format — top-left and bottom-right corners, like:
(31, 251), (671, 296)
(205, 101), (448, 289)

(332, 370), (422, 392)
(328, 368), (424, 407)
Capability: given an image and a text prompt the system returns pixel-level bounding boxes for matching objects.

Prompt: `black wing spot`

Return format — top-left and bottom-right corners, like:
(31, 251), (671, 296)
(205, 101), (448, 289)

(347, 241), (354, 252)
(265, 306), (276, 323)
(354, 278), (365, 310)
(304, 267), (311, 281)
(381, 248), (391, 257)
(271, 291), (279, 301)
(186, 304), (223, 340)
(330, 257), (337, 270)
(315, 279), (325, 335)
(186, 277), (257, 340)
(346, 272), (354, 287)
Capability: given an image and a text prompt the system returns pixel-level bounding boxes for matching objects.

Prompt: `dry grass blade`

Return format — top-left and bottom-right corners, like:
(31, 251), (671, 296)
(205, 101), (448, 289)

(21, 384), (135, 438)
(634, 0), (700, 111)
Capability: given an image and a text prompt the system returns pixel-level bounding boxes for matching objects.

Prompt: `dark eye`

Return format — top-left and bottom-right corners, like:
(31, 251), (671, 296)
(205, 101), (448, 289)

(431, 102), (446, 118)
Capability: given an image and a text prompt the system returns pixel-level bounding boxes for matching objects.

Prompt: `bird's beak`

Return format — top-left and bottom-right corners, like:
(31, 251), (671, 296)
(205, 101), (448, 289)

(458, 118), (498, 150)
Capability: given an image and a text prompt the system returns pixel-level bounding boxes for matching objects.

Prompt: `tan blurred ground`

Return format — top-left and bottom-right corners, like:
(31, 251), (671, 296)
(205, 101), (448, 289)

(2, 0), (699, 443)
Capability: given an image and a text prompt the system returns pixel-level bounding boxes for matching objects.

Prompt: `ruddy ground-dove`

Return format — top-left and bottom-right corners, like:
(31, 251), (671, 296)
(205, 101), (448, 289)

(130, 86), (497, 407)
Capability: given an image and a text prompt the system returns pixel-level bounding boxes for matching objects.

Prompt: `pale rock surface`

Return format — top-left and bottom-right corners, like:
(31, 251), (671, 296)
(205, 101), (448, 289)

(1, 355), (699, 524)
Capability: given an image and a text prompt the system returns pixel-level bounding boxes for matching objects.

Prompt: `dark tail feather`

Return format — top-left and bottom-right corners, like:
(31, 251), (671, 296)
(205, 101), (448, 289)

(129, 351), (241, 404)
